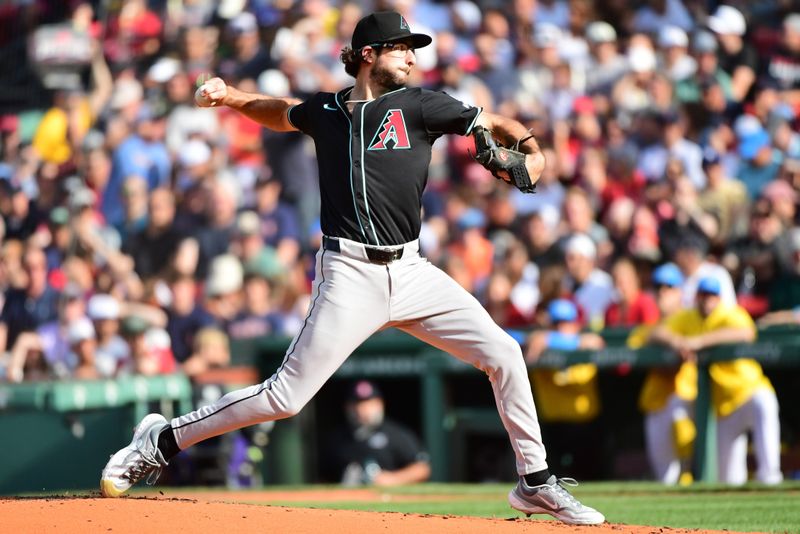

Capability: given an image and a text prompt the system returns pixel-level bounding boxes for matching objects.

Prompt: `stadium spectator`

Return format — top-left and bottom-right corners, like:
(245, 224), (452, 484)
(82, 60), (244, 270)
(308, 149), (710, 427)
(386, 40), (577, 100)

(165, 272), (215, 364)
(762, 13), (800, 105)
(696, 148), (749, 245)
(648, 276), (782, 485)
(605, 257), (659, 328)
(121, 315), (175, 376)
(66, 316), (99, 380)
(5, 282), (86, 382)
(562, 233), (615, 330)
(115, 174), (148, 241)
(707, 5), (757, 102)
(632, 0), (693, 34)
(87, 293), (130, 377)
(123, 187), (184, 281)
(251, 174), (301, 268)
(722, 198), (787, 316)
(323, 380), (431, 487)
(735, 118), (782, 200)
(675, 30), (732, 104)
(447, 208), (494, 289)
(657, 26), (695, 83)
(525, 299), (605, 479)
(671, 234), (736, 308)
(104, 97), (171, 226)
(0, 246), (60, 355)
(203, 253), (244, 330)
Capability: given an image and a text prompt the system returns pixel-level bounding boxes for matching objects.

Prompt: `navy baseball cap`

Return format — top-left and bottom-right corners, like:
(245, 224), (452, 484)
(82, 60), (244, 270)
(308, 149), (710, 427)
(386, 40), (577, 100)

(347, 380), (383, 402)
(697, 276), (721, 295)
(351, 11), (432, 50)
(652, 263), (685, 287)
(548, 299), (578, 323)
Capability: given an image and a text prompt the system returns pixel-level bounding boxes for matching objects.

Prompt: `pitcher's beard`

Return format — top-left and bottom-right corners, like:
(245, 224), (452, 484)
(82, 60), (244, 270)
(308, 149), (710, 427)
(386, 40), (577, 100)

(370, 63), (408, 93)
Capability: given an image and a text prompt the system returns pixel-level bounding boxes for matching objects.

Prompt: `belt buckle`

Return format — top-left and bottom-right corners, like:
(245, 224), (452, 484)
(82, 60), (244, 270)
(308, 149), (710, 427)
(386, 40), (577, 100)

(366, 247), (403, 265)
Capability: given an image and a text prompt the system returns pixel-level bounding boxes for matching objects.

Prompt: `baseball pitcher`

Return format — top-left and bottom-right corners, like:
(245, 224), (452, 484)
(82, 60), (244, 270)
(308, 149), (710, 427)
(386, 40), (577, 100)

(100, 11), (604, 525)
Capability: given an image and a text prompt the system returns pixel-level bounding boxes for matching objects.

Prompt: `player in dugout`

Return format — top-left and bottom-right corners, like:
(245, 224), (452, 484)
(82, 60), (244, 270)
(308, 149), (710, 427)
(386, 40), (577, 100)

(647, 276), (782, 485)
(100, 11), (604, 524)
(324, 380), (430, 487)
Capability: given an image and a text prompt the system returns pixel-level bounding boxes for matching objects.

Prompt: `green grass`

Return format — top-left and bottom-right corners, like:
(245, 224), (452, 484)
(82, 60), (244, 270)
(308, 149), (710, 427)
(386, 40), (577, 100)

(235, 481), (800, 533)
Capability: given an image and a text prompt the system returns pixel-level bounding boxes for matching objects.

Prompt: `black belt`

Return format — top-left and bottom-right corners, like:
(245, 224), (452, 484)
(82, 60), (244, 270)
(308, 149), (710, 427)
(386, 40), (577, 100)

(322, 236), (404, 265)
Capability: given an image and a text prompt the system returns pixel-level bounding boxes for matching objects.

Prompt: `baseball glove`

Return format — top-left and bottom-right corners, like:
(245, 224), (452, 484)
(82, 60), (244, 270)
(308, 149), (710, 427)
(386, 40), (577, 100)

(471, 126), (536, 194)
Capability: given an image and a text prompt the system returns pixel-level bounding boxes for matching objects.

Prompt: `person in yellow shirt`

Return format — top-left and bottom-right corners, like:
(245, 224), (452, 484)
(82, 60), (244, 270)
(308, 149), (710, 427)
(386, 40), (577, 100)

(649, 276), (782, 485)
(628, 263), (696, 485)
(526, 299), (605, 479)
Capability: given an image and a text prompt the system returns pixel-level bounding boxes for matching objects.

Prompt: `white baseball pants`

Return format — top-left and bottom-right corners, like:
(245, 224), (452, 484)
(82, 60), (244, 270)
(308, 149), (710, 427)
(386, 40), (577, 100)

(644, 394), (693, 485)
(717, 387), (782, 485)
(171, 238), (548, 475)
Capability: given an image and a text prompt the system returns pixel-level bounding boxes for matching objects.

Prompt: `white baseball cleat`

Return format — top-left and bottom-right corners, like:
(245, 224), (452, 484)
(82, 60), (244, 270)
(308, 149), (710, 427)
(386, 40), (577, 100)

(508, 475), (606, 525)
(100, 413), (169, 498)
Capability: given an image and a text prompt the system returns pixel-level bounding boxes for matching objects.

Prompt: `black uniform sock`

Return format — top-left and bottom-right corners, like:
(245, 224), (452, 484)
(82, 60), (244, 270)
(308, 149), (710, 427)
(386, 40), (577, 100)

(157, 426), (181, 462)
(523, 469), (552, 487)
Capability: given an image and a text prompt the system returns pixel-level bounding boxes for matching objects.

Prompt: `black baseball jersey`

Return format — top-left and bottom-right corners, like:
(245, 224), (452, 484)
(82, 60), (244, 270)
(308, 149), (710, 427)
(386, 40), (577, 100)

(287, 86), (481, 246)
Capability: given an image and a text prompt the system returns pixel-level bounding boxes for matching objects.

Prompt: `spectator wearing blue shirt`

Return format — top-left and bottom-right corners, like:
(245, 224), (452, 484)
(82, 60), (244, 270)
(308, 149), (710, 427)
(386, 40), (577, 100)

(736, 124), (782, 200)
(252, 173), (301, 267)
(103, 104), (171, 227)
(0, 247), (60, 354)
(166, 273), (216, 363)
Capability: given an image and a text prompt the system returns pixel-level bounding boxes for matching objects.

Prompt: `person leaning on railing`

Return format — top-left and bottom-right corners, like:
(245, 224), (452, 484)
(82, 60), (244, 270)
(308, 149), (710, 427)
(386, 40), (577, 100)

(525, 299), (605, 480)
(627, 263), (695, 485)
(646, 276), (782, 485)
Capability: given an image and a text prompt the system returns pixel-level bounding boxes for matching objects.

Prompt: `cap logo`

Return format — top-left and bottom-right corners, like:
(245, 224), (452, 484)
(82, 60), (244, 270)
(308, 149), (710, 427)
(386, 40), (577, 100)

(400, 16), (409, 30)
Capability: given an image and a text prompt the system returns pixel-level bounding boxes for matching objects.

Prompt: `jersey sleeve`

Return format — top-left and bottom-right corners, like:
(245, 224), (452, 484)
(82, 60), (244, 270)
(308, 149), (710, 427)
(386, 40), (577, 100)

(286, 94), (321, 136)
(420, 89), (482, 137)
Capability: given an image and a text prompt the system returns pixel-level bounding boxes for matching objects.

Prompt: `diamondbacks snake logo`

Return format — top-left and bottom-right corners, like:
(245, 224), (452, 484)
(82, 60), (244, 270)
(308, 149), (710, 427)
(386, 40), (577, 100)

(368, 109), (411, 150)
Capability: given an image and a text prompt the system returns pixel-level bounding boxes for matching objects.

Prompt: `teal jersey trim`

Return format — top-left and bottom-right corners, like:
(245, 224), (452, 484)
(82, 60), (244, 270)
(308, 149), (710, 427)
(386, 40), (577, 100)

(335, 91), (367, 242)
(360, 99), (381, 245)
(465, 106), (483, 135)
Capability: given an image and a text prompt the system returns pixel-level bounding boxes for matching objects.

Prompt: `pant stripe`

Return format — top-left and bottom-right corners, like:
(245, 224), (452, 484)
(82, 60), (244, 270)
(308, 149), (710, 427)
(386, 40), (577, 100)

(172, 249), (328, 431)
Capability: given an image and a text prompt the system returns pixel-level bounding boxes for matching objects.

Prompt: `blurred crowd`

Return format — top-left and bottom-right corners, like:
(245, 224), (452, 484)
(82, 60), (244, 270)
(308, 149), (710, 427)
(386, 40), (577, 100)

(1, 0), (800, 387)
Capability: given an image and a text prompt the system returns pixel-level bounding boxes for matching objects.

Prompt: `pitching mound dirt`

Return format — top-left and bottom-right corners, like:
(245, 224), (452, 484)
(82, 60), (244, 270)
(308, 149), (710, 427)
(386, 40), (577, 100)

(1, 494), (737, 534)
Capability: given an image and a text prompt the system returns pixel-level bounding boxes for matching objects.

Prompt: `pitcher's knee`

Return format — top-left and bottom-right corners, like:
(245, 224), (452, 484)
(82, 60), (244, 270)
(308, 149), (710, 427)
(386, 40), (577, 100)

(481, 335), (525, 373)
(270, 394), (311, 419)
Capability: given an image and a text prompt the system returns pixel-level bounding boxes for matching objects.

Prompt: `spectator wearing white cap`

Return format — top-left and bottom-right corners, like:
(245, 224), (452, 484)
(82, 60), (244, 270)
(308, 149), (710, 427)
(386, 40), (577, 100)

(584, 21), (627, 95)
(657, 26), (696, 82)
(611, 44), (658, 116)
(87, 294), (131, 378)
(66, 316), (99, 380)
(164, 63), (221, 155)
(707, 5), (757, 102)
(515, 23), (561, 111)
(560, 186), (612, 262)
(563, 233), (615, 330)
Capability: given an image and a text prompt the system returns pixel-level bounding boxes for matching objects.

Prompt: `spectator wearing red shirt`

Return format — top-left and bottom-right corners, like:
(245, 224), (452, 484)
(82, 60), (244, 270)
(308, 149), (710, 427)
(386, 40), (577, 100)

(605, 257), (660, 327)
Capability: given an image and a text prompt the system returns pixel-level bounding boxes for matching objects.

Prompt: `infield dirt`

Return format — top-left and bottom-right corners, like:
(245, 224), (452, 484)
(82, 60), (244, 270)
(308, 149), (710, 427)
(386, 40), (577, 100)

(1, 490), (747, 534)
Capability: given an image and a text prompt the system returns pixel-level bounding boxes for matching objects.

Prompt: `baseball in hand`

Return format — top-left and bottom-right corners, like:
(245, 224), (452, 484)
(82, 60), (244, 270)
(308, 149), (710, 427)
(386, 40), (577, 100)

(194, 85), (216, 107)
(194, 74), (225, 107)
